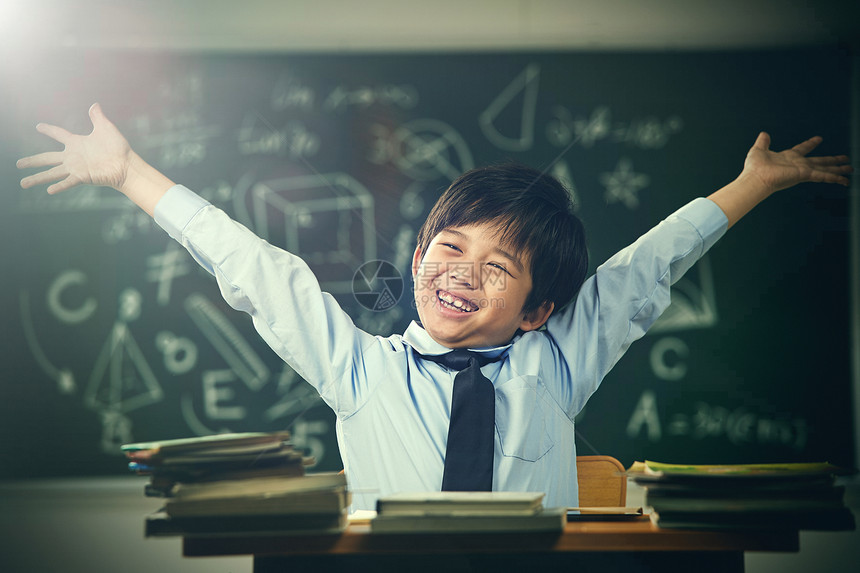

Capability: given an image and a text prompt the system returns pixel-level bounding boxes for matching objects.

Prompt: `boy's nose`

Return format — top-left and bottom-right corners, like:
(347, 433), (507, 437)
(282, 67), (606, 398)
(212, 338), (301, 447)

(446, 263), (478, 289)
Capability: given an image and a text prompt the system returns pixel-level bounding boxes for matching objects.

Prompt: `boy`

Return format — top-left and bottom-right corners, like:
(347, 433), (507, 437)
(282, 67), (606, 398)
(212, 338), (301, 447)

(18, 103), (852, 510)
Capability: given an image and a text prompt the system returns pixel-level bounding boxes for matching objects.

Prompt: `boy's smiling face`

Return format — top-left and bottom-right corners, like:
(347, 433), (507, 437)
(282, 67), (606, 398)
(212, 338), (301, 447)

(411, 222), (554, 349)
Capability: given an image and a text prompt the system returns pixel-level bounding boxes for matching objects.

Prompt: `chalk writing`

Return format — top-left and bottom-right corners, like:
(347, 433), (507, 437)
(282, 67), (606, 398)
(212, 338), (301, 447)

(323, 84), (418, 112)
(547, 105), (682, 150)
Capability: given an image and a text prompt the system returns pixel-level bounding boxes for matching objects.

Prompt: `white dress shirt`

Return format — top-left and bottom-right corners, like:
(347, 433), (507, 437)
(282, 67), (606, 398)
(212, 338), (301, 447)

(155, 184), (728, 510)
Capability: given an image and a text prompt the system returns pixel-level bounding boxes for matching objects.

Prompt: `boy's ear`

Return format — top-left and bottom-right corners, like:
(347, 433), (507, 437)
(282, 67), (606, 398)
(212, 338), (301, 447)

(411, 246), (423, 278)
(519, 301), (555, 332)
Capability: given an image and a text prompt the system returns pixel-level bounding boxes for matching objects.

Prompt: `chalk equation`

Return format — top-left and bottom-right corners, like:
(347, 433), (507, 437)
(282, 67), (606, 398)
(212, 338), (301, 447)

(626, 389), (809, 451)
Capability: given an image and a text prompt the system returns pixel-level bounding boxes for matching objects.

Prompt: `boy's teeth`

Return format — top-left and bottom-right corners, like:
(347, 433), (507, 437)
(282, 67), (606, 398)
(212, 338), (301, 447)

(438, 291), (476, 312)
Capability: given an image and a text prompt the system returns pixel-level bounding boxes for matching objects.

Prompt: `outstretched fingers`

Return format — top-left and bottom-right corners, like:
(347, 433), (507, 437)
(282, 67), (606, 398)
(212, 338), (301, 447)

(752, 131), (771, 151)
(35, 122), (75, 145)
(791, 136), (823, 157)
(809, 169), (851, 186)
(807, 154), (851, 167)
(20, 164), (69, 190)
(16, 151), (64, 170)
(46, 176), (80, 195)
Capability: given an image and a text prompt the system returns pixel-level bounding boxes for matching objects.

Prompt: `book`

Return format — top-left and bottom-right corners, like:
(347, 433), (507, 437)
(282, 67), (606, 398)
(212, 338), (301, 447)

(122, 431), (291, 460)
(644, 490), (846, 513)
(165, 486), (351, 517)
(170, 471), (346, 501)
(629, 459), (856, 532)
(145, 511), (347, 537)
(123, 431), (313, 498)
(566, 507), (644, 521)
(375, 491), (545, 516)
(650, 507), (856, 531)
(629, 460), (850, 480)
(370, 507), (566, 534)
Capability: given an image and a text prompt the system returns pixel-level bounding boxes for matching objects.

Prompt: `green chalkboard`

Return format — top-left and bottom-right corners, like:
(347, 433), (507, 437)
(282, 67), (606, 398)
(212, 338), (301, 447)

(0, 48), (853, 478)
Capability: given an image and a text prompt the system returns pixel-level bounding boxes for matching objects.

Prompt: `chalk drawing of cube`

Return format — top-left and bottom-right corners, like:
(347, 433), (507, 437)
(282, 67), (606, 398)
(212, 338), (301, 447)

(251, 173), (377, 293)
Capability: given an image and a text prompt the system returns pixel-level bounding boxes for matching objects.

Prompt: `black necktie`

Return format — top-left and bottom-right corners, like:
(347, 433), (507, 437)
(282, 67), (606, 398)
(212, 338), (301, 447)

(420, 349), (496, 491)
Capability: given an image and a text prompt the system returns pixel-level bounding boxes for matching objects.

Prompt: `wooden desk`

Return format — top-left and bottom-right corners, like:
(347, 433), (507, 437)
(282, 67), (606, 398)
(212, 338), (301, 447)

(181, 516), (799, 573)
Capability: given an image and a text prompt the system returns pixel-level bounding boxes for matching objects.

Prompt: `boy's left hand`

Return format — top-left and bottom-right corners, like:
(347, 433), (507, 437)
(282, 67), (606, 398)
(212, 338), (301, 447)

(742, 132), (852, 194)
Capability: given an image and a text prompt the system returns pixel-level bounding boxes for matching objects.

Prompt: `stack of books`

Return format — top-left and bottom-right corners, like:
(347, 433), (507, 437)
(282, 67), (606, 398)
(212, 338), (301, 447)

(628, 460), (856, 531)
(122, 432), (350, 537)
(370, 491), (565, 534)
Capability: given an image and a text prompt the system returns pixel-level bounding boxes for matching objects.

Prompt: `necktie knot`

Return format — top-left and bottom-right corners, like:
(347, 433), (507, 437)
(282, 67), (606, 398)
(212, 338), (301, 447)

(420, 348), (495, 371)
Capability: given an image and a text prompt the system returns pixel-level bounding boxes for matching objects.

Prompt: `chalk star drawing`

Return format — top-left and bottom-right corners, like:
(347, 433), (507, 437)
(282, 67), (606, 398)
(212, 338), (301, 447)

(599, 158), (650, 210)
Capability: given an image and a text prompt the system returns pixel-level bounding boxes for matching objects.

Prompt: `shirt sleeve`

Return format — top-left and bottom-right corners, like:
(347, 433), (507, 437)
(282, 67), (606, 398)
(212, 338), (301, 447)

(543, 197), (728, 418)
(153, 184), (380, 416)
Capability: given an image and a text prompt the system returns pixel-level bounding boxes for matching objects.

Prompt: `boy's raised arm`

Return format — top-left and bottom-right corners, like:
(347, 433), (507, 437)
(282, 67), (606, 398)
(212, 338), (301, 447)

(707, 132), (852, 229)
(17, 103), (174, 216)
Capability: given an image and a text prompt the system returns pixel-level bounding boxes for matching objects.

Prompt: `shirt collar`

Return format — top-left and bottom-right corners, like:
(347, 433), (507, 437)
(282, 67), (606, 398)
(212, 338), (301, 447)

(402, 320), (513, 359)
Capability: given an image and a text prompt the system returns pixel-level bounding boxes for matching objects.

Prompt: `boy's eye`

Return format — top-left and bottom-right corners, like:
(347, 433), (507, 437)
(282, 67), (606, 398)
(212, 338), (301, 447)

(442, 243), (461, 252)
(487, 262), (512, 275)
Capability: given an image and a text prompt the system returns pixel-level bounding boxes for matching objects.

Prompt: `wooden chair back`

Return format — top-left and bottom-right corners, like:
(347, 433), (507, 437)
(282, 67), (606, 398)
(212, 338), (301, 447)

(576, 455), (627, 507)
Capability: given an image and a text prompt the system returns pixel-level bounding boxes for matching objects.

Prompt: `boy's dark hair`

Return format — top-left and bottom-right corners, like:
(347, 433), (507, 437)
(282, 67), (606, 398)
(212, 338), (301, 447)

(416, 163), (588, 315)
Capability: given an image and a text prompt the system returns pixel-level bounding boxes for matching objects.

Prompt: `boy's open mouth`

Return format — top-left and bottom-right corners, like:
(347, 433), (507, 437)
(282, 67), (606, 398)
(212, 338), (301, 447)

(436, 290), (479, 313)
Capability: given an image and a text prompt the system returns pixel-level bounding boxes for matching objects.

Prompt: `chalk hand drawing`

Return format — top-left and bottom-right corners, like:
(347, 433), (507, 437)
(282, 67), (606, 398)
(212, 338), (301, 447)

(20, 289), (77, 394)
(599, 158), (650, 210)
(156, 331), (198, 375)
(271, 75), (316, 111)
(613, 116), (683, 149)
(549, 160), (581, 213)
(147, 242), (192, 306)
(291, 419), (328, 467)
(323, 84), (419, 112)
(399, 182), (425, 220)
(547, 105), (682, 151)
(46, 270), (97, 325)
(250, 173), (377, 293)
(264, 366), (323, 423)
(479, 63), (540, 152)
(649, 256), (718, 333)
(237, 112), (320, 158)
(100, 409), (134, 453)
(391, 119), (474, 181)
(84, 321), (164, 414)
(184, 293), (270, 392)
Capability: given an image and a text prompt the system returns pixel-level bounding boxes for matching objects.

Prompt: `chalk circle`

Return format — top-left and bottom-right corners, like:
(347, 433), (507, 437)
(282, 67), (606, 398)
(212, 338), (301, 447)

(156, 331), (198, 375)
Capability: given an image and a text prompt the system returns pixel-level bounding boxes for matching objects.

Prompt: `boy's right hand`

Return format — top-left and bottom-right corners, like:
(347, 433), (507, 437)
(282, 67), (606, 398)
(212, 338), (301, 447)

(17, 103), (174, 216)
(17, 103), (133, 195)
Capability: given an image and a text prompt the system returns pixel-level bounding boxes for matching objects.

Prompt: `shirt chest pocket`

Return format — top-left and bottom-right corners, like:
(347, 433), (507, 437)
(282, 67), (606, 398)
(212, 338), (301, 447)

(494, 377), (555, 462)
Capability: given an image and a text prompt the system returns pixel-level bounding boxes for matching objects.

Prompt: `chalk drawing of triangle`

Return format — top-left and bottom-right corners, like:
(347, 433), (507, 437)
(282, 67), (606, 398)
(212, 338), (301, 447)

(479, 63), (540, 152)
(85, 322), (164, 412)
